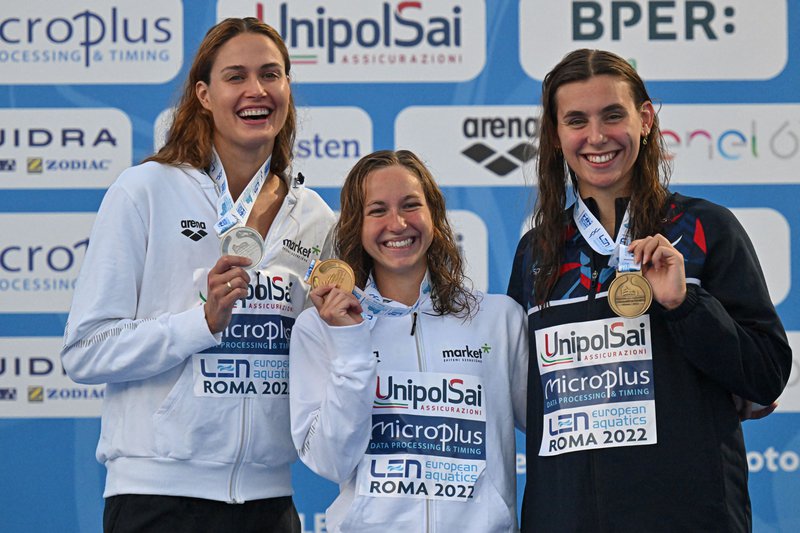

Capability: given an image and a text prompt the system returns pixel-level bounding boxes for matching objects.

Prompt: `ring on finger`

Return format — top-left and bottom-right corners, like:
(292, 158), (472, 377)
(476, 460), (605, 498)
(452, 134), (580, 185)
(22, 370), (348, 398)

(227, 281), (233, 290)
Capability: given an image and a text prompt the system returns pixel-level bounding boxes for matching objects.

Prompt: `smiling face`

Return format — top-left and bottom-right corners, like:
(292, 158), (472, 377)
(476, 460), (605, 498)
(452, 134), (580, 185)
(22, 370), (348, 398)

(195, 32), (290, 164)
(555, 74), (654, 201)
(361, 165), (434, 287)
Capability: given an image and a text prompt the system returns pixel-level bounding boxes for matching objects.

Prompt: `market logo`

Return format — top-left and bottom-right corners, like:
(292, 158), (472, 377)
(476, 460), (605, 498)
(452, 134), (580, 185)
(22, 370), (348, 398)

(442, 343), (489, 363)
(282, 238), (321, 261)
(460, 115), (538, 176)
(219, 0), (485, 82)
(180, 219), (208, 241)
(0, 0), (183, 84)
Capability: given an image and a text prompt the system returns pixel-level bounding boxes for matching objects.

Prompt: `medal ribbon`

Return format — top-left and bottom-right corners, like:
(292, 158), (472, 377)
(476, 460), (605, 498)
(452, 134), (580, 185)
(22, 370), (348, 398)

(572, 196), (639, 271)
(208, 148), (272, 237)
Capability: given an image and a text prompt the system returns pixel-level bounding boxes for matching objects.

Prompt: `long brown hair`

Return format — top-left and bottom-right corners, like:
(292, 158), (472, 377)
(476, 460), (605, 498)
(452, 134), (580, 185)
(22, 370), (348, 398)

(532, 48), (671, 304)
(337, 150), (476, 318)
(145, 17), (296, 176)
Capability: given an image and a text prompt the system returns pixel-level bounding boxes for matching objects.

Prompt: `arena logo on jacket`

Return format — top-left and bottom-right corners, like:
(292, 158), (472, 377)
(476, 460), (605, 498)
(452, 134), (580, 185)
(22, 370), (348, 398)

(358, 371), (486, 501)
(535, 316), (657, 456)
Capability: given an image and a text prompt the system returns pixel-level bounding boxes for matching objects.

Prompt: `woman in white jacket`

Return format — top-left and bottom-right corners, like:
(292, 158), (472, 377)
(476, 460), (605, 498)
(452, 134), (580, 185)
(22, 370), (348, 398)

(61, 18), (334, 532)
(290, 150), (528, 532)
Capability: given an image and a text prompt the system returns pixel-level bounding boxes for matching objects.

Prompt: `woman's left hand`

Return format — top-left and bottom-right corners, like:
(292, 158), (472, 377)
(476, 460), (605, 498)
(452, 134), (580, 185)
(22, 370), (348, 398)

(628, 234), (686, 310)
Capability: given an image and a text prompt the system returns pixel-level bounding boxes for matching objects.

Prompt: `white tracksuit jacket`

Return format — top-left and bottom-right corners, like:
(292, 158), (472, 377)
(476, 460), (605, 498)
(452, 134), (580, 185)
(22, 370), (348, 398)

(61, 161), (335, 502)
(290, 279), (528, 532)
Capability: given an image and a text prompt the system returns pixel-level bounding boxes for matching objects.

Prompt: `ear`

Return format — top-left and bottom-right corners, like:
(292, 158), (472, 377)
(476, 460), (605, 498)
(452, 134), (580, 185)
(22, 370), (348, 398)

(640, 101), (655, 133)
(196, 81), (212, 111)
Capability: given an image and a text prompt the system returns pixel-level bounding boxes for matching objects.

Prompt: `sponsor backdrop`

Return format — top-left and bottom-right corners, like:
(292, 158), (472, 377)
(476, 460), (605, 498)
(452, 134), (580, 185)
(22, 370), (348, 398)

(0, 1), (798, 531)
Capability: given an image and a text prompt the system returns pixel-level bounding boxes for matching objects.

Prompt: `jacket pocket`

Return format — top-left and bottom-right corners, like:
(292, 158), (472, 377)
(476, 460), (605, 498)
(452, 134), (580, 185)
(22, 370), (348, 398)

(152, 359), (243, 462)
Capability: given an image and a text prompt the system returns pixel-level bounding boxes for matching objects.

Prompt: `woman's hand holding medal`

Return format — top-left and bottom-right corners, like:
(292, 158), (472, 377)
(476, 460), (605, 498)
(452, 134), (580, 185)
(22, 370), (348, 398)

(628, 234), (687, 311)
(307, 259), (363, 327)
(204, 255), (252, 334)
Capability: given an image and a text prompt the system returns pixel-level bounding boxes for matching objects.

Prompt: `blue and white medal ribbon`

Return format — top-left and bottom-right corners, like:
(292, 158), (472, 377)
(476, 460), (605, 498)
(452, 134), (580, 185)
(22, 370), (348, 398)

(208, 148), (271, 266)
(572, 195), (636, 269)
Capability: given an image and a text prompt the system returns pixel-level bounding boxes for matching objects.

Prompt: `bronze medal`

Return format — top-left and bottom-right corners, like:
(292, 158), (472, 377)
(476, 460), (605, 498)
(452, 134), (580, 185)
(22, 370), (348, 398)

(607, 271), (653, 318)
(308, 259), (356, 293)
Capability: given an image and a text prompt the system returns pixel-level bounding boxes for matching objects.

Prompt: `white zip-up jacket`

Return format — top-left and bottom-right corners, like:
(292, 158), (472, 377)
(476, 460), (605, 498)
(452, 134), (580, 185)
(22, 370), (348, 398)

(61, 161), (335, 502)
(290, 279), (528, 532)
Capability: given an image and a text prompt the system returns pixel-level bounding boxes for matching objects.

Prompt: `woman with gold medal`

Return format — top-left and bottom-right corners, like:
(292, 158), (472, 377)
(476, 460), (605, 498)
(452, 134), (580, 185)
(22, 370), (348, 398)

(507, 49), (792, 532)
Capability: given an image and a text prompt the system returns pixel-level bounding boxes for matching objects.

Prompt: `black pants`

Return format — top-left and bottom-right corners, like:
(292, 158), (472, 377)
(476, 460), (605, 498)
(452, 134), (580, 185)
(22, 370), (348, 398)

(103, 494), (301, 533)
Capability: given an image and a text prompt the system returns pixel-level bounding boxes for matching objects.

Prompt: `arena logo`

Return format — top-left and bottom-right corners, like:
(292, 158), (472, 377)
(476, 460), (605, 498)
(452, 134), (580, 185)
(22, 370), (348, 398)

(0, 0), (183, 84)
(395, 106), (540, 187)
(519, 0), (787, 80)
(0, 109), (131, 189)
(218, 0), (485, 82)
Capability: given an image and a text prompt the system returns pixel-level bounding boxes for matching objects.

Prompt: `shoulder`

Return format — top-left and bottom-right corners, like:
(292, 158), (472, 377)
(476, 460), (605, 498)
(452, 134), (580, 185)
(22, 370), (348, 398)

(474, 292), (526, 319)
(112, 161), (199, 195)
(665, 192), (745, 238)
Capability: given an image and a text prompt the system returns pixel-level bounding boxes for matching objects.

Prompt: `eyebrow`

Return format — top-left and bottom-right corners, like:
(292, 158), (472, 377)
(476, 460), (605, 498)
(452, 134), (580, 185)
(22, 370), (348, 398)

(365, 194), (422, 207)
(220, 62), (284, 72)
(561, 103), (627, 118)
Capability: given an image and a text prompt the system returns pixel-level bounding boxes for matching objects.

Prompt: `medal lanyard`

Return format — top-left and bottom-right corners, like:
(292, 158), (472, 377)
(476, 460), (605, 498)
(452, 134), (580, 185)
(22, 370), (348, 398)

(356, 276), (431, 321)
(208, 148), (272, 237)
(572, 196), (639, 272)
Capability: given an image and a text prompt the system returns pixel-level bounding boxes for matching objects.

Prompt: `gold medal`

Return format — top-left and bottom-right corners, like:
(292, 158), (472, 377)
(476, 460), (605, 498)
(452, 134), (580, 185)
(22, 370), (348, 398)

(607, 271), (653, 318)
(308, 259), (356, 293)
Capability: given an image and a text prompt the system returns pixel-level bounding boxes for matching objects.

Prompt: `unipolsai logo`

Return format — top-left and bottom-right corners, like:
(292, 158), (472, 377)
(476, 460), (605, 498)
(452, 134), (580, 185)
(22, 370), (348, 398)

(218, 0), (485, 82)
(0, 0), (183, 84)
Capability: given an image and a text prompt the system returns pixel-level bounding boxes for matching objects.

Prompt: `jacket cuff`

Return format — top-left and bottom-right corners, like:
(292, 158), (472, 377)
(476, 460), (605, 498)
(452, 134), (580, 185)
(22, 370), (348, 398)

(661, 284), (699, 321)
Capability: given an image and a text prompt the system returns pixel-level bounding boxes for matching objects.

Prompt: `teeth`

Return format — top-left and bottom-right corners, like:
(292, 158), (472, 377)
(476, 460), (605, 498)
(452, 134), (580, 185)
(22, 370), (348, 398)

(586, 152), (614, 163)
(238, 108), (270, 118)
(385, 238), (413, 248)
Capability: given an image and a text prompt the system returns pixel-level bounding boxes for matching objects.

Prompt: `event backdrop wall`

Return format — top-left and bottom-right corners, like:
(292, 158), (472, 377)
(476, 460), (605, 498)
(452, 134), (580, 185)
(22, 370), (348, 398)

(0, 1), (798, 531)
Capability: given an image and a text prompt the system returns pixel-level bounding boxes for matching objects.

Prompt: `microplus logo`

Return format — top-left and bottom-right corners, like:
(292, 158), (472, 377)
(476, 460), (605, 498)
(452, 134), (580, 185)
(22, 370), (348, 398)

(218, 0), (486, 82)
(0, 0), (183, 84)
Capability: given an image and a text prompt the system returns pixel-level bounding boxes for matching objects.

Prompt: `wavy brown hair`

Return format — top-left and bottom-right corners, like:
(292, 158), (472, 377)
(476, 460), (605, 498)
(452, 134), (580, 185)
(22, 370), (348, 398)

(337, 150), (476, 318)
(532, 48), (672, 304)
(144, 17), (296, 176)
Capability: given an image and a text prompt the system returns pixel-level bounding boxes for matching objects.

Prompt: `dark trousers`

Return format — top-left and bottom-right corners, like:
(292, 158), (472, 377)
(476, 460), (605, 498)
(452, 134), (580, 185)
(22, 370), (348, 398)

(103, 494), (301, 533)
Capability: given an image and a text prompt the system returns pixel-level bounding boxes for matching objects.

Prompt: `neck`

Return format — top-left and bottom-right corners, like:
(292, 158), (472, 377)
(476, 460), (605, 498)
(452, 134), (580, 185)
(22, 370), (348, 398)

(374, 268), (426, 307)
(215, 143), (273, 201)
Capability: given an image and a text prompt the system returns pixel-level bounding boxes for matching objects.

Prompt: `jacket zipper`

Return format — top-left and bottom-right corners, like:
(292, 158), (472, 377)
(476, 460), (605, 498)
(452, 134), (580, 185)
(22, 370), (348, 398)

(587, 253), (599, 315)
(228, 397), (251, 503)
(411, 311), (432, 532)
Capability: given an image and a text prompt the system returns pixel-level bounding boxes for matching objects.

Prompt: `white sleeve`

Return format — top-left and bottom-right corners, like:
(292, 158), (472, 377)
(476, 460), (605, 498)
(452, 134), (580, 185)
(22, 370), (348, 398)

(60, 182), (218, 385)
(290, 311), (377, 483)
(507, 301), (529, 432)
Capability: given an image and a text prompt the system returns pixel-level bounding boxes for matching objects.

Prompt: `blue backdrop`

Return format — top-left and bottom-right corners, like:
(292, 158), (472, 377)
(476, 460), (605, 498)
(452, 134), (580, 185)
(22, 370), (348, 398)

(1, 1), (798, 532)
